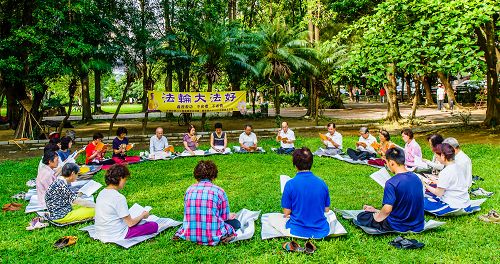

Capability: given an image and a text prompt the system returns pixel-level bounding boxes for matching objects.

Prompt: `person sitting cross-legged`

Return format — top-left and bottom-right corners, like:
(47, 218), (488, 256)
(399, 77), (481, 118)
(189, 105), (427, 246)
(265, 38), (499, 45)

(95, 164), (159, 242)
(423, 143), (472, 213)
(401, 128), (422, 169)
(317, 123), (343, 156)
(85, 132), (115, 166)
(182, 124), (204, 156)
(45, 163), (95, 224)
(209, 123), (231, 154)
(346, 127), (378, 160)
(377, 129), (396, 158)
(356, 148), (425, 233)
(174, 160), (240, 245)
(269, 147), (331, 239)
(149, 127), (172, 159)
(423, 134), (445, 175)
(112, 127), (141, 164)
(274, 121), (295, 154)
(236, 124), (262, 153)
(36, 150), (60, 208)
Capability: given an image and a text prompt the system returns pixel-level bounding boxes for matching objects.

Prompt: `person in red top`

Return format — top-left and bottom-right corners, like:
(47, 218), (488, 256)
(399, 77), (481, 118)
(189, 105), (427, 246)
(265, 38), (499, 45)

(86, 132), (115, 165)
(379, 87), (386, 103)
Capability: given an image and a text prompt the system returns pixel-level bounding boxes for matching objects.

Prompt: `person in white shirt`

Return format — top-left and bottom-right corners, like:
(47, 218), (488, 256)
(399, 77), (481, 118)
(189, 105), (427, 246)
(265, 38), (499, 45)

(274, 121), (295, 154)
(237, 124), (261, 153)
(149, 127), (171, 159)
(423, 143), (471, 211)
(443, 137), (472, 188)
(346, 127), (377, 160)
(315, 123), (342, 156)
(95, 164), (158, 243)
(436, 84), (446, 111)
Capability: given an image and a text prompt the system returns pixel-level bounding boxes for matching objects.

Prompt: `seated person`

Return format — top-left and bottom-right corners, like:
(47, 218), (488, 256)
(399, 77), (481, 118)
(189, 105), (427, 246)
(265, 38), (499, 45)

(270, 147), (330, 238)
(86, 132), (115, 165)
(401, 128), (422, 168)
(317, 123), (342, 155)
(346, 127), (378, 160)
(39, 143), (61, 171)
(36, 150), (59, 208)
(149, 127), (172, 159)
(357, 148), (425, 232)
(112, 127), (140, 163)
(45, 163), (95, 223)
(443, 137), (472, 188)
(377, 129), (396, 158)
(274, 121), (295, 154)
(182, 125), (204, 156)
(57, 136), (77, 162)
(95, 164), (158, 242)
(175, 160), (240, 245)
(209, 123), (231, 154)
(237, 124), (261, 152)
(423, 134), (445, 174)
(423, 143), (471, 211)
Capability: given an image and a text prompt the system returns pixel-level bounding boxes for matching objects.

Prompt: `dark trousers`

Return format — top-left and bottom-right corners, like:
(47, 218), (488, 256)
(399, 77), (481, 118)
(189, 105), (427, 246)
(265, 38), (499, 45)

(225, 219), (241, 231)
(437, 100), (444, 110)
(276, 147), (295, 154)
(346, 148), (376, 161)
(356, 211), (393, 232)
(88, 159), (115, 166)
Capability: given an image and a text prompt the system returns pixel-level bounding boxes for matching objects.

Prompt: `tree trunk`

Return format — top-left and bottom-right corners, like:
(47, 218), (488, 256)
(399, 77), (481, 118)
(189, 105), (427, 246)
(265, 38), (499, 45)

(405, 74), (412, 103)
(422, 75), (434, 106)
(274, 84), (281, 116)
(81, 72), (93, 122)
(94, 70), (103, 114)
(109, 72), (134, 135)
(314, 80), (319, 126)
(385, 65), (402, 122)
(413, 75), (421, 105)
(411, 77), (421, 119)
(437, 71), (460, 109)
(58, 79), (77, 134)
(475, 23), (500, 127)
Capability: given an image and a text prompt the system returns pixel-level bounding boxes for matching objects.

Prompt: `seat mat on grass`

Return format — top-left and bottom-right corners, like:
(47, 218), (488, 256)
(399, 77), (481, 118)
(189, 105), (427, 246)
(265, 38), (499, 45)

(230, 209), (261, 243)
(336, 209), (445, 235)
(36, 211), (93, 227)
(318, 154), (384, 169)
(424, 197), (487, 217)
(232, 146), (266, 153)
(26, 194), (94, 213)
(261, 210), (347, 240)
(80, 218), (182, 249)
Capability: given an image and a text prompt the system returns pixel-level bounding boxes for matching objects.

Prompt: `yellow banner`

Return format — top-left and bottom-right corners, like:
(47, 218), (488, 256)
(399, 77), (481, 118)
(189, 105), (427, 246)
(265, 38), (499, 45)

(147, 91), (247, 113)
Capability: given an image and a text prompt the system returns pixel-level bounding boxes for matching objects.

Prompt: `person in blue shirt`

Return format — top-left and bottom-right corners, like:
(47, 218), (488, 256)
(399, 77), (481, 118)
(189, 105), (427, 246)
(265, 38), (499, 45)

(57, 136), (74, 162)
(273, 147), (330, 239)
(357, 148), (425, 232)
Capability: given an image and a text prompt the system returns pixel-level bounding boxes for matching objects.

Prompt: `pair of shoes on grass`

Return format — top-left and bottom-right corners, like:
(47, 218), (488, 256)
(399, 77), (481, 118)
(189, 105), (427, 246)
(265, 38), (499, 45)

(470, 187), (493, 197)
(282, 240), (316, 254)
(479, 210), (500, 224)
(2, 202), (23, 212)
(54, 236), (78, 249)
(389, 236), (424, 249)
(26, 217), (49, 231)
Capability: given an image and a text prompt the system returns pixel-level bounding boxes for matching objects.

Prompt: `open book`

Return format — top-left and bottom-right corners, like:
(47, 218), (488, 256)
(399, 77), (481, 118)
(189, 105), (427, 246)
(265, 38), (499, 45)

(413, 156), (429, 169)
(129, 203), (157, 222)
(280, 175), (292, 193)
(369, 168), (392, 188)
(78, 180), (103, 196)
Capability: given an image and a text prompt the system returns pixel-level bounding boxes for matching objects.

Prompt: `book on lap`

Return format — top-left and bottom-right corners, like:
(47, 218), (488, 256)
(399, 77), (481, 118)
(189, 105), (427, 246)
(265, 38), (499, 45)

(280, 175), (292, 193)
(129, 203), (152, 219)
(370, 168), (392, 188)
(78, 180), (103, 196)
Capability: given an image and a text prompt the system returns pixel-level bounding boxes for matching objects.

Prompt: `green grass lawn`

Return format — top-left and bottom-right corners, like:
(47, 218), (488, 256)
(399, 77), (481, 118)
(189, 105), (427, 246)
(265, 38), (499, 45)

(66, 104), (143, 115)
(0, 136), (499, 263)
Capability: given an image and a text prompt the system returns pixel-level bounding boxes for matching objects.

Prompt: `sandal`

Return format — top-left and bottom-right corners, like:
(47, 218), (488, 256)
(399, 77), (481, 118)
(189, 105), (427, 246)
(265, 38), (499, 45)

(389, 236), (424, 249)
(304, 241), (317, 254)
(282, 241), (305, 252)
(26, 179), (36, 187)
(2, 203), (23, 212)
(220, 234), (236, 243)
(479, 210), (500, 224)
(26, 217), (49, 230)
(11, 192), (26, 200)
(54, 236), (78, 249)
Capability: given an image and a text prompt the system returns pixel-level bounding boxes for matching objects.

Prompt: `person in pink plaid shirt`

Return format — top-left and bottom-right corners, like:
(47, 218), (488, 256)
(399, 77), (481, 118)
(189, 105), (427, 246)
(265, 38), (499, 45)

(174, 160), (240, 246)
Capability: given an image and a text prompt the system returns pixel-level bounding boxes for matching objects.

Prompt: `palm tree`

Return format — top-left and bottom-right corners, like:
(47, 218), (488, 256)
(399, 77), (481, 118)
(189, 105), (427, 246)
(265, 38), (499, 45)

(255, 20), (317, 116)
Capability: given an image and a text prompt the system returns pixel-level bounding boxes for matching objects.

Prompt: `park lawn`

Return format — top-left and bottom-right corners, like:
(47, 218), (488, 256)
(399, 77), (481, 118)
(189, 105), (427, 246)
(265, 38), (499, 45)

(67, 104), (143, 116)
(0, 136), (499, 263)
